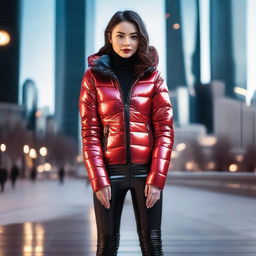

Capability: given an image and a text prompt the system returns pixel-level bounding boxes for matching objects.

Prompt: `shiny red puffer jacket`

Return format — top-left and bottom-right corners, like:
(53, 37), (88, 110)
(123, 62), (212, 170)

(79, 46), (174, 193)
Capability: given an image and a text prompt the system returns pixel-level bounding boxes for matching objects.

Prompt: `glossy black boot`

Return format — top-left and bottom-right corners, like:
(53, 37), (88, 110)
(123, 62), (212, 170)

(96, 233), (120, 256)
(138, 229), (164, 256)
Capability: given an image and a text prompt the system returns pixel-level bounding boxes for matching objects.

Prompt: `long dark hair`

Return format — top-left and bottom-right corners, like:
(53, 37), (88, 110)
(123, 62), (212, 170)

(96, 10), (156, 76)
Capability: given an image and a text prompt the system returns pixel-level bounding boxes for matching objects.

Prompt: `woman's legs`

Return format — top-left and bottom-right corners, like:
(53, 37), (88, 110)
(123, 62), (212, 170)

(93, 165), (129, 256)
(93, 164), (164, 255)
(130, 165), (164, 256)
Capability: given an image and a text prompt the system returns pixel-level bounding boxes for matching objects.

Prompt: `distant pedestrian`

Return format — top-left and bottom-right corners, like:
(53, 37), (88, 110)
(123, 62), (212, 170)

(58, 167), (65, 184)
(30, 167), (37, 183)
(10, 164), (20, 189)
(0, 164), (8, 193)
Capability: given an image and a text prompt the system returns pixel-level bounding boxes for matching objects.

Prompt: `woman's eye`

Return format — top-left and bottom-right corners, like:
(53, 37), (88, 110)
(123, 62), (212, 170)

(116, 35), (137, 39)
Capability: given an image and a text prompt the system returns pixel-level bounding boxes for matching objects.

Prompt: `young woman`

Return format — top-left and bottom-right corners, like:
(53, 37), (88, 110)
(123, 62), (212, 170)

(79, 10), (174, 256)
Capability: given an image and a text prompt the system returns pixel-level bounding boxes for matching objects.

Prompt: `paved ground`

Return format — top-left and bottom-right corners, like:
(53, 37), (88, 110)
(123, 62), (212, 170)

(0, 177), (256, 255)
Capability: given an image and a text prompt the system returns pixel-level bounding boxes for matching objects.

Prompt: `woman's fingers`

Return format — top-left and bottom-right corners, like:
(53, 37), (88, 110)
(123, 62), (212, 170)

(107, 186), (111, 200)
(144, 184), (149, 197)
(146, 192), (154, 208)
(96, 186), (111, 209)
(96, 193), (103, 204)
(102, 194), (110, 209)
(98, 193), (109, 209)
(145, 185), (161, 208)
(145, 185), (153, 207)
(146, 193), (160, 208)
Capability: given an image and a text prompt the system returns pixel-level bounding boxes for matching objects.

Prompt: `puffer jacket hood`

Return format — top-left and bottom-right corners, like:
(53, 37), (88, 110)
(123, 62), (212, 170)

(87, 45), (159, 78)
(79, 45), (174, 193)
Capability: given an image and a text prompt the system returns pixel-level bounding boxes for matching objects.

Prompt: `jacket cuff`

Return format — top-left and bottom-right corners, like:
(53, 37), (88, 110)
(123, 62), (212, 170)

(91, 176), (111, 193)
(146, 171), (166, 190)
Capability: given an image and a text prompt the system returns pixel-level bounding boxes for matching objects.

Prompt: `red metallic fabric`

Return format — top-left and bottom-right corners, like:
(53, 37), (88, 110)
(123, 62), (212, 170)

(79, 46), (174, 192)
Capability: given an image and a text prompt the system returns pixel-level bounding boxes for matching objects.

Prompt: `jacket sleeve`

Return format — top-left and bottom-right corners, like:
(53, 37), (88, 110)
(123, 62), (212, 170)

(79, 69), (110, 193)
(146, 71), (175, 190)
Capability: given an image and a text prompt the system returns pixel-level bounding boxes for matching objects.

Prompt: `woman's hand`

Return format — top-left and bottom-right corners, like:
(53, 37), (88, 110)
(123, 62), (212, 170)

(96, 185), (111, 209)
(144, 184), (161, 208)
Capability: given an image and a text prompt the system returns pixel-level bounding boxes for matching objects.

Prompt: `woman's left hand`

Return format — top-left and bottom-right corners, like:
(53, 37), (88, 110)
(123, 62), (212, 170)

(144, 184), (162, 208)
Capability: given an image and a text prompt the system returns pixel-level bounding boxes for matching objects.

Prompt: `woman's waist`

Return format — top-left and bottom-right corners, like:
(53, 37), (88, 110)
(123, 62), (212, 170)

(106, 163), (150, 176)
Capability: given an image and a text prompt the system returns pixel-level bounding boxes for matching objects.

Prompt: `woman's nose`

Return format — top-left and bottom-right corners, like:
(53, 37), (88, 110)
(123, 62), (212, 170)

(124, 37), (130, 45)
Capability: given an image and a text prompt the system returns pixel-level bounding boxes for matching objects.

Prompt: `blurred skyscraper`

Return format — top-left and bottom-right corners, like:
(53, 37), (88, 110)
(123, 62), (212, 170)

(166, 0), (205, 128)
(210, 0), (235, 99)
(165, 0), (187, 90)
(55, 0), (85, 143)
(0, 0), (21, 104)
(22, 79), (38, 131)
(167, 0), (254, 135)
(36, 106), (52, 138)
(194, 83), (213, 133)
(165, 0), (196, 127)
(232, 0), (247, 97)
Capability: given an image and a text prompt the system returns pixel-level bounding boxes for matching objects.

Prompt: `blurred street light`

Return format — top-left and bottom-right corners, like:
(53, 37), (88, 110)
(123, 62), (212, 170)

(39, 147), (47, 156)
(76, 154), (83, 163)
(229, 163), (238, 172)
(29, 148), (37, 159)
(198, 135), (217, 147)
(186, 161), (194, 170)
(23, 145), (30, 154)
(235, 154), (244, 162)
(37, 164), (44, 173)
(0, 143), (7, 164)
(0, 30), (11, 46)
(22, 145), (30, 178)
(176, 143), (186, 151)
(173, 23), (180, 29)
(207, 161), (215, 170)
(171, 150), (178, 158)
(44, 163), (52, 172)
(0, 144), (6, 152)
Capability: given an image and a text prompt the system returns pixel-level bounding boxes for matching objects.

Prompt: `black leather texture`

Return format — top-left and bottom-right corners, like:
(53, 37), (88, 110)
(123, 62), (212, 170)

(93, 163), (164, 255)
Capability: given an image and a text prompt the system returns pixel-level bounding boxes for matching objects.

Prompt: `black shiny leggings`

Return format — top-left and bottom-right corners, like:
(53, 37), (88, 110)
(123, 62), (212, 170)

(93, 163), (164, 256)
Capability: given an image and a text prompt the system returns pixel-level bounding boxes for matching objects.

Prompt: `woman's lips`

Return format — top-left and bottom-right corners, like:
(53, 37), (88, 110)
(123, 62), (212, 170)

(122, 49), (131, 53)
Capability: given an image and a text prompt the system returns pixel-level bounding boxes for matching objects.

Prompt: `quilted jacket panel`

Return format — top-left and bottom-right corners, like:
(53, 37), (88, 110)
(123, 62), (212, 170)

(79, 46), (174, 192)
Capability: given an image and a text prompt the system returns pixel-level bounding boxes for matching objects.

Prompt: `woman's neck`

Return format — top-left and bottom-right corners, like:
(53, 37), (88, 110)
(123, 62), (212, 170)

(110, 48), (137, 71)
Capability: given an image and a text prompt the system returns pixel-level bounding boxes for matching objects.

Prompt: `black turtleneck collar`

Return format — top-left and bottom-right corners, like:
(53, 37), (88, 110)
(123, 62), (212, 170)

(110, 48), (138, 71)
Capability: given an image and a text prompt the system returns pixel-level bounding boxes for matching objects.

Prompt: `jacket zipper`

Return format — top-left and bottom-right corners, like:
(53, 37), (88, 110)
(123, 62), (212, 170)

(102, 125), (109, 151)
(147, 123), (154, 148)
(93, 65), (156, 164)
(112, 73), (145, 164)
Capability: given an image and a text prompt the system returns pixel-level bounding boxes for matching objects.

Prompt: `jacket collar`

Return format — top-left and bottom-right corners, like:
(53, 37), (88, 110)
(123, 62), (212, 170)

(87, 45), (159, 80)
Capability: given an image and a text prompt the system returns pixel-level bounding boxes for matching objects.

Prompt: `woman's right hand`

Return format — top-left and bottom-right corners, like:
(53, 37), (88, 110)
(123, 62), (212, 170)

(96, 185), (111, 209)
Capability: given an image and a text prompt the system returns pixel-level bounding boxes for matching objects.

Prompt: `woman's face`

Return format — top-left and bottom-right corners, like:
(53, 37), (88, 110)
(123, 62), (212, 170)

(108, 21), (139, 58)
